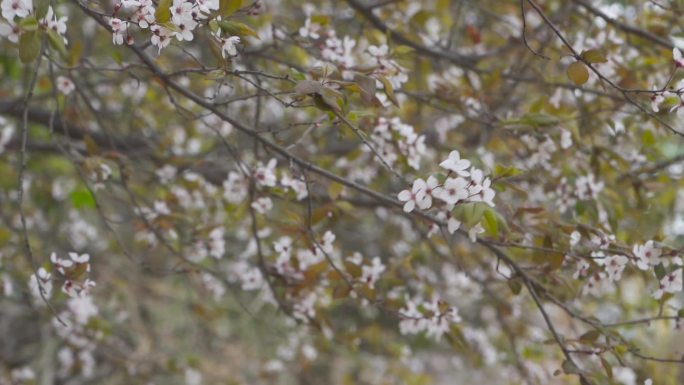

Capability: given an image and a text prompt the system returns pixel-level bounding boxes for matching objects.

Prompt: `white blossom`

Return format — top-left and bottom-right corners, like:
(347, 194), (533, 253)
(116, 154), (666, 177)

(0, 20), (20, 43)
(653, 269), (683, 299)
(254, 158), (277, 187)
(361, 257), (386, 289)
(28, 268), (52, 302)
(251, 196), (273, 214)
(109, 18), (127, 45)
(438, 177), (468, 205)
(56, 76), (75, 95)
(633, 240), (662, 270)
(220, 35), (241, 58)
(439, 150), (471, 176)
(604, 254), (628, 282)
(397, 178), (427, 213)
(1, 0), (31, 20)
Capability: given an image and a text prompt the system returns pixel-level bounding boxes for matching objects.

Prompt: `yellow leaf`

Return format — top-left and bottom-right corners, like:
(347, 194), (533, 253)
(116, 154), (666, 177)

(581, 49), (608, 64)
(344, 261), (362, 278)
(84, 135), (100, 155)
(217, 21), (260, 40)
(310, 15), (330, 26)
(328, 182), (344, 199)
(219, 0), (242, 16)
(567, 61), (589, 85)
(155, 0), (172, 24)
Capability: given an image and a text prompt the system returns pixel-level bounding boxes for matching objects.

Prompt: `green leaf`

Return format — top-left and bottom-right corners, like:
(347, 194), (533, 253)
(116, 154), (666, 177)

(378, 75), (399, 107)
(579, 330), (600, 343)
(507, 279), (522, 295)
(19, 30), (41, 64)
(354, 74), (376, 103)
(456, 202), (487, 228)
(217, 21), (260, 39)
(71, 187), (96, 209)
(393, 45), (414, 55)
(294, 80), (323, 95)
(483, 208), (498, 237)
(68, 41), (83, 66)
(313, 94), (337, 112)
(347, 110), (375, 122)
(47, 29), (68, 57)
(581, 49), (608, 64)
(567, 61), (589, 85)
(219, 0), (242, 16)
(34, 0), (50, 19)
(600, 357), (613, 379)
(317, 87), (344, 113)
(494, 164), (523, 179)
(19, 16), (39, 32)
(155, 0), (172, 24)
(561, 359), (583, 375)
(289, 69), (306, 81)
(642, 129), (656, 147)
(654, 263), (666, 280)
(206, 69), (226, 80)
(111, 50), (123, 65)
(208, 19), (219, 34)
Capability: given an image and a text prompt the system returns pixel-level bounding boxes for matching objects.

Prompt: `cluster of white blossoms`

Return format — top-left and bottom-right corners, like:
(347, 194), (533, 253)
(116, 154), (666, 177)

(108, 0), (243, 57)
(361, 256), (386, 289)
(398, 296), (462, 341)
(299, 8), (410, 107)
(187, 226), (225, 262)
(134, 200), (180, 246)
(397, 150), (496, 235)
(369, 117), (427, 170)
(553, 173), (606, 214)
(571, 232), (683, 299)
(364, 44), (409, 90)
(50, 252), (96, 298)
(261, 330), (318, 375)
(29, 252), (94, 303)
(27, 252), (100, 379)
(2, 1), (680, 382)
(520, 134), (558, 170)
(0, 0), (68, 43)
(222, 158), (308, 208)
(320, 30), (357, 70)
(632, 241), (684, 299)
(301, 6), (408, 88)
(649, 48), (684, 114)
(226, 225), (389, 327)
(518, 130), (572, 172)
